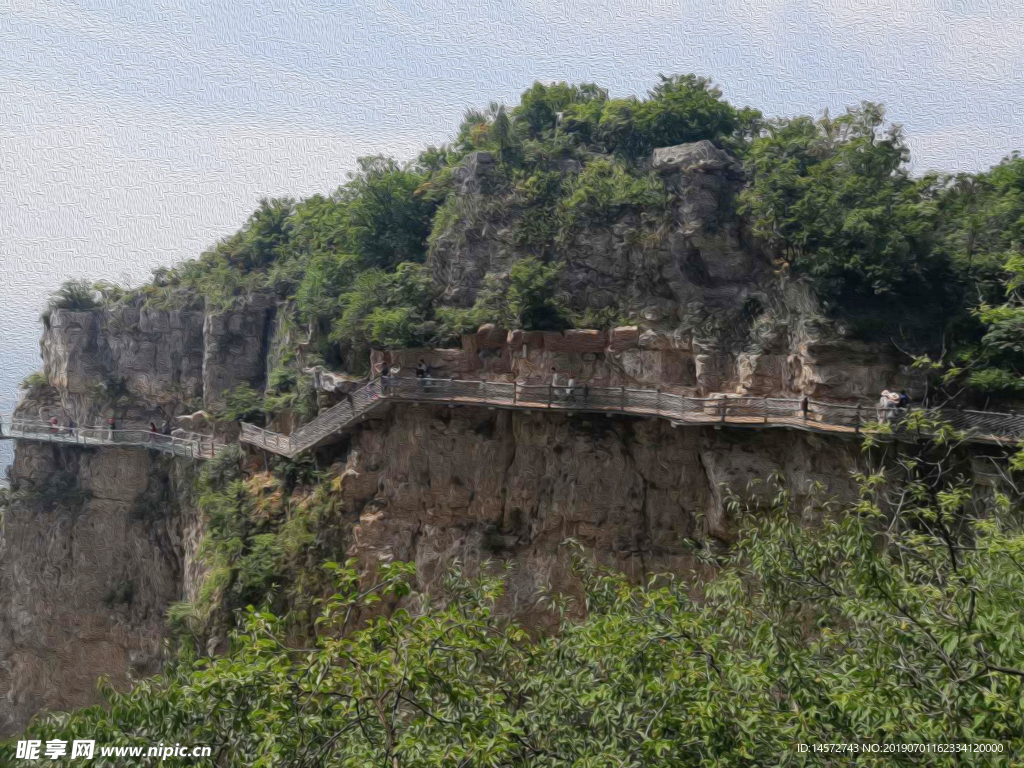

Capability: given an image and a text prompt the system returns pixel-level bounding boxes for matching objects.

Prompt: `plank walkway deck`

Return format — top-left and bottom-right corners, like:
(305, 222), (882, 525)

(239, 377), (1024, 458)
(0, 420), (222, 459)
(6, 378), (1019, 460)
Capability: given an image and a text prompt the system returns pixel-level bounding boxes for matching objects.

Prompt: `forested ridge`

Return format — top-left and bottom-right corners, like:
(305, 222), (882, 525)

(47, 75), (1024, 412)
(9, 76), (1024, 765)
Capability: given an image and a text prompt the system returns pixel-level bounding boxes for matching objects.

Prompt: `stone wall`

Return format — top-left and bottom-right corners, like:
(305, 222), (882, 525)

(382, 323), (923, 401)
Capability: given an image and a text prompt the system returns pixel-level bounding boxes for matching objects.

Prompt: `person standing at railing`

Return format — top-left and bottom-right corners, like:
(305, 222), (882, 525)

(66, 418), (76, 438)
(107, 417), (116, 440)
(891, 391), (911, 431)
(800, 396), (809, 420)
(416, 359), (430, 391)
(565, 377), (577, 404)
(49, 417), (59, 435)
(549, 367), (562, 403)
(877, 391), (894, 423)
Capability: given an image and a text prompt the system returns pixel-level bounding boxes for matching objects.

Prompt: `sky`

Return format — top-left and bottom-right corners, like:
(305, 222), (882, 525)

(1, 0), (1022, 468)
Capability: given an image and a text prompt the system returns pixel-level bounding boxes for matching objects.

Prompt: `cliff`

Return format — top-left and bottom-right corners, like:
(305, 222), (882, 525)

(336, 406), (861, 627)
(0, 298), (272, 734)
(0, 141), (924, 734)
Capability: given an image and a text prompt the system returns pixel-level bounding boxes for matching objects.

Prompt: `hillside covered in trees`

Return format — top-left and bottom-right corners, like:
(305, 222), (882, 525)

(48, 75), (1024, 414)
(8, 76), (1024, 765)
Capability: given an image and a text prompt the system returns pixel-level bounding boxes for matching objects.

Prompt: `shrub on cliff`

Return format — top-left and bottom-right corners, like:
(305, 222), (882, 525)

(438, 256), (570, 334)
(46, 279), (102, 312)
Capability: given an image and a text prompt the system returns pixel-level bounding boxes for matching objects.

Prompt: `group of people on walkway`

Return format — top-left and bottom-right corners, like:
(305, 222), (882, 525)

(877, 389), (911, 422)
(550, 367), (583, 402)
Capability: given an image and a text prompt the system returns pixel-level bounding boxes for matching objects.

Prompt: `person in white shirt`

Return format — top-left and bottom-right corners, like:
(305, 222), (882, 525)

(877, 390), (894, 423)
(550, 367), (562, 402)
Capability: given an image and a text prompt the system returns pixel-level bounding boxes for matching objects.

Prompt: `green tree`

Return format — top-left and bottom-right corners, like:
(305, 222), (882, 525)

(338, 156), (441, 270)
(332, 262), (439, 349)
(511, 81), (608, 141)
(474, 256), (567, 330)
(738, 104), (955, 339)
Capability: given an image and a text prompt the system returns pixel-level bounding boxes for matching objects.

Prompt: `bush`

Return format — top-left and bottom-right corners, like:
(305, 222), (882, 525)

(556, 156), (668, 235)
(47, 279), (101, 312)
(471, 257), (568, 331)
(20, 371), (49, 390)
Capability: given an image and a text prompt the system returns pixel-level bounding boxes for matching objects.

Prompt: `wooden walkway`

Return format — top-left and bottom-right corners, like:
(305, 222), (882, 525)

(0, 419), (222, 459)
(7, 378), (1020, 461)
(239, 377), (1024, 458)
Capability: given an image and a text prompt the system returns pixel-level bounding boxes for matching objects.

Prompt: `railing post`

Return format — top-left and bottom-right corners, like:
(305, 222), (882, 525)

(548, 384), (553, 408)
(764, 397), (769, 424)
(720, 398), (726, 423)
(621, 387), (626, 412)
(855, 405), (861, 435)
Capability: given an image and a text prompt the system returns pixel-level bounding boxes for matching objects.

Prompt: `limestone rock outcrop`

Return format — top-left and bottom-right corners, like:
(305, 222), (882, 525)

(0, 443), (199, 735)
(31, 297), (275, 429)
(335, 406), (861, 629)
(428, 141), (767, 322)
(0, 141), (929, 737)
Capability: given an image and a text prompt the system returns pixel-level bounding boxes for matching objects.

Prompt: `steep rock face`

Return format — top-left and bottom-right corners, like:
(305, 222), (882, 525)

(428, 143), (765, 323)
(1, 294), (276, 735)
(425, 144), (925, 402)
(0, 443), (198, 735)
(34, 298), (274, 427)
(334, 406), (861, 628)
(202, 297), (274, 411)
(42, 306), (205, 424)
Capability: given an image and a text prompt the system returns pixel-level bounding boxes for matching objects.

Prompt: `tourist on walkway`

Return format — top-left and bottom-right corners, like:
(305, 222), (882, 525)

(66, 419), (76, 438)
(550, 367), (562, 403)
(877, 390), (895, 423)
(416, 359), (430, 390)
(49, 417), (59, 435)
(108, 417), (116, 440)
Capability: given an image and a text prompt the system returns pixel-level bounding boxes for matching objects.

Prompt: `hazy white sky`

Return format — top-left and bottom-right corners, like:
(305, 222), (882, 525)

(1, 0), (1022, 453)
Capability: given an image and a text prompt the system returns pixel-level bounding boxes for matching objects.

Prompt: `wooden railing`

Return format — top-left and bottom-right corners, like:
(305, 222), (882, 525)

(240, 378), (388, 458)
(238, 376), (1024, 457)
(0, 418), (222, 459)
